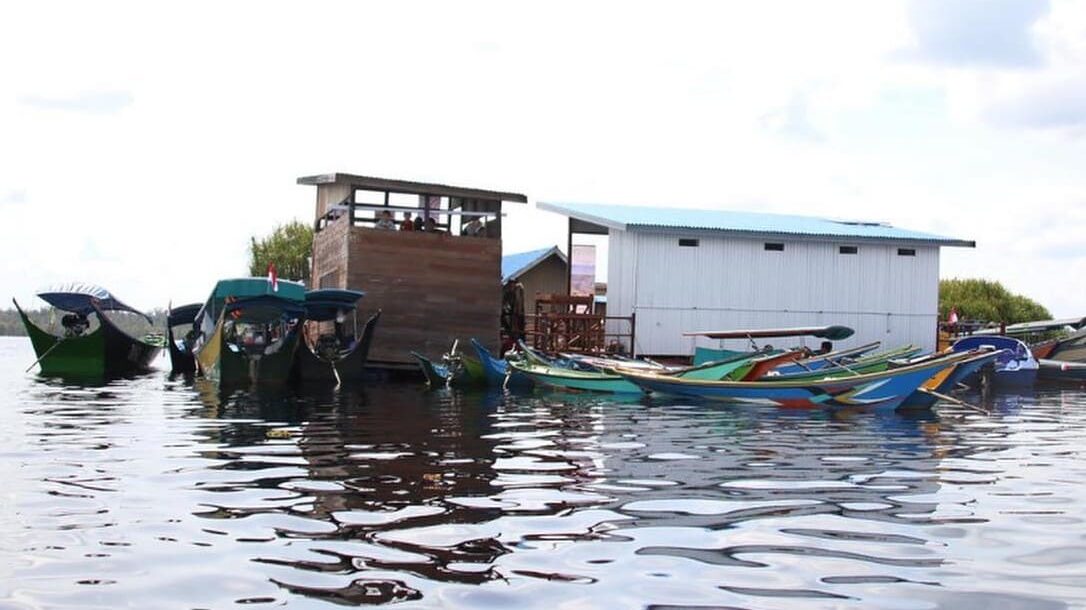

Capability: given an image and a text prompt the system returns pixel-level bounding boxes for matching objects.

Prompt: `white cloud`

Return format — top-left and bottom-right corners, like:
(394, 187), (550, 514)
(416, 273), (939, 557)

(0, 0), (1083, 318)
(19, 91), (134, 115)
(900, 0), (1049, 68)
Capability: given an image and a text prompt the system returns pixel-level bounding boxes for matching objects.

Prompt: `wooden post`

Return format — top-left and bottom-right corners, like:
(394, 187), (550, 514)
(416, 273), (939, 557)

(348, 188), (357, 227)
(566, 217), (573, 298)
(630, 311), (636, 357)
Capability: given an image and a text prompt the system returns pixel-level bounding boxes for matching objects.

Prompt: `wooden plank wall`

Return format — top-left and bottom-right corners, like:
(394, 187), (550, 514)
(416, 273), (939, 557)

(311, 214), (350, 289)
(343, 227), (502, 366)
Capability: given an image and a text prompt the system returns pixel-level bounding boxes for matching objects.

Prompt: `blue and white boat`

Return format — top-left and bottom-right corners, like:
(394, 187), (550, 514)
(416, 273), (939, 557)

(951, 335), (1038, 388)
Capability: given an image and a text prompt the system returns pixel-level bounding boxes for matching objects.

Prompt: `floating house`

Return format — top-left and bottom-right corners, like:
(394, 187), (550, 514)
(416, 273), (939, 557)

(300, 173), (526, 370)
(537, 202), (974, 357)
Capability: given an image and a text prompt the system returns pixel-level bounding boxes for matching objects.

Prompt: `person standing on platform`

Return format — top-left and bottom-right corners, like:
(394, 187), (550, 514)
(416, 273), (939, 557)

(375, 210), (396, 230)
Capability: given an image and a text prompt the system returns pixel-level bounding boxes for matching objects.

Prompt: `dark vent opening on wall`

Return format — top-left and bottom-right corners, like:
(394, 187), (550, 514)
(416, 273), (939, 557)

(898, 248), (916, 256)
(679, 238), (699, 247)
(839, 245), (858, 254)
(764, 242), (784, 251)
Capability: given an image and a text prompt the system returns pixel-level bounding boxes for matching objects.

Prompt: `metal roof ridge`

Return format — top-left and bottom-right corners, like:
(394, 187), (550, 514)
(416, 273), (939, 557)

(503, 245), (567, 283)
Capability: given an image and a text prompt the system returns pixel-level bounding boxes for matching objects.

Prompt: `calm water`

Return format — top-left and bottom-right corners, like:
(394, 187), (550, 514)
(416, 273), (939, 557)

(1, 337), (1085, 609)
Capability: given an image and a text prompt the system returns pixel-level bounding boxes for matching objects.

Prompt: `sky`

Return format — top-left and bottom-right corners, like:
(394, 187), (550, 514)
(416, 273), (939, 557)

(2, 0), (1085, 316)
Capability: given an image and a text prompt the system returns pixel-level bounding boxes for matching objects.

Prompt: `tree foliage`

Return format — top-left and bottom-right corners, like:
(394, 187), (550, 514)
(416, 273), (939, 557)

(0, 307), (167, 337)
(248, 221), (313, 284)
(939, 278), (1051, 324)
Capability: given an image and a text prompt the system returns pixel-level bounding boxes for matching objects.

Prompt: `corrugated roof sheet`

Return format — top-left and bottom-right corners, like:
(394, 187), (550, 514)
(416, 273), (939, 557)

(537, 202), (974, 247)
(502, 246), (565, 283)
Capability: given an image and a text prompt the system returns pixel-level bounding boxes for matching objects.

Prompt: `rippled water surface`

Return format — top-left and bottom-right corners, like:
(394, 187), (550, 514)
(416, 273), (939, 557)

(2, 337), (1086, 609)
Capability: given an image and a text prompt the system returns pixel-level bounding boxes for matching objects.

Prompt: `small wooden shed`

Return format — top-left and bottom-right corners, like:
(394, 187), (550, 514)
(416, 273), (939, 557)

(299, 173), (526, 370)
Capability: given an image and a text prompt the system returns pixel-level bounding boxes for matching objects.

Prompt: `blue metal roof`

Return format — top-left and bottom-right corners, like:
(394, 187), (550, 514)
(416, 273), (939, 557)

(537, 202), (974, 247)
(502, 246), (566, 283)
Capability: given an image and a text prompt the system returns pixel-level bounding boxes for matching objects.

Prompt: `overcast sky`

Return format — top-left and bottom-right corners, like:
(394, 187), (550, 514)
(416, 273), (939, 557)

(2, 1), (1084, 316)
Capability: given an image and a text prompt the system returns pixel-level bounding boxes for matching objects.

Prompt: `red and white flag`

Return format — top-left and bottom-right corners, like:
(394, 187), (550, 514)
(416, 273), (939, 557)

(267, 262), (278, 292)
(947, 306), (959, 325)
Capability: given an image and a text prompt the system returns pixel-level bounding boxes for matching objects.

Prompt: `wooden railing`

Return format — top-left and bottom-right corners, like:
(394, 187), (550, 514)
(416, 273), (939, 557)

(527, 294), (636, 356)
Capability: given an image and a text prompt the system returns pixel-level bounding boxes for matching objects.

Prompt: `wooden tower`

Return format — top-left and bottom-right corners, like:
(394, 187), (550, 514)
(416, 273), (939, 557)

(299, 173), (526, 370)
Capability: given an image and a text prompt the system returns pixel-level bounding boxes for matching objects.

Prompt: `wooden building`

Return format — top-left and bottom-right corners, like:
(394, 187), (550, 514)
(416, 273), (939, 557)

(501, 246), (568, 313)
(538, 202), (975, 357)
(300, 173), (526, 370)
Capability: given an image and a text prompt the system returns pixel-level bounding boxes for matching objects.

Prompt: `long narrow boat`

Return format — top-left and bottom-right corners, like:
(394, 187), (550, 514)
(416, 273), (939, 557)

(470, 338), (535, 388)
(561, 353), (671, 372)
(1037, 359), (1086, 383)
(14, 284), (163, 377)
(759, 344), (922, 382)
(167, 302), (202, 374)
(293, 289), (380, 384)
(411, 342), (486, 387)
(900, 348), (1004, 409)
(616, 351), (977, 412)
(771, 341), (882, 374)
(1032, 327), (1086, 362)
(508, 359), (644, 393)
(507, 349), (805, 394)
(683, 325), (856, 341)
(192, 278), (306, 386)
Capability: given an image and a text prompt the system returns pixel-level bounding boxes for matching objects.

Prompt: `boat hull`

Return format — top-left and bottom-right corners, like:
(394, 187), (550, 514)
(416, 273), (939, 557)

(619, 354), (971, 412)
(509, 360), (643, 394)
(1038, 359), (1086, 382)
(899, 350), (1001, 409)
(411, 351), (486, 387)
(952, 336), (1038, 388)
(195, 316), (300, 386)
(166, 303), (202, 374)
(471, 338), (533, 388)
(168, 329), (196, 374)
(294, 311), (380, 383)
(16, 299), (161, 378)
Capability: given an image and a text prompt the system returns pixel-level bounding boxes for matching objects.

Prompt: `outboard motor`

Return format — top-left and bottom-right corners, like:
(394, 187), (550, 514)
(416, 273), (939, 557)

(61, 313), (90, 337)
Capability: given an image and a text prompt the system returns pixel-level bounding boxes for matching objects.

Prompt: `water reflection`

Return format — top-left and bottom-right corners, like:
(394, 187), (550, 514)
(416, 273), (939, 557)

(1, 337), (1084, 609)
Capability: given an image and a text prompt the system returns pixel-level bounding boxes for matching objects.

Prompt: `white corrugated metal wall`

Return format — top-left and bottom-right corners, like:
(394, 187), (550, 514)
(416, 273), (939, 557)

(606, 230), (941, 356)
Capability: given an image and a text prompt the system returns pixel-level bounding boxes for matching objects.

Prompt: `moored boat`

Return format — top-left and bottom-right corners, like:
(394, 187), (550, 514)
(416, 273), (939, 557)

(14, 283), (163, 378)
(293, 289), (380, 384)
(167, 302), (202, 374)
(506, 349), (804, 394)
(191, 278), (306, 386)
(470, 338), (533, 388)
(411, 341), (486, 387)
(899, 348), (1003, 409)
(1032, 326), (1086, 362)
(615, 351), (977, 412)
(1037, 358), (1086, 383)
(760, 344), (922, 381)
(771, 341), (882, 374)
(951, 335), (1038, 388)
(508, 359), (644, 393)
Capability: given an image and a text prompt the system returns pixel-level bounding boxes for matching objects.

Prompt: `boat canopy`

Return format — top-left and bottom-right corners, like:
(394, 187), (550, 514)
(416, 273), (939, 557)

(208, 278), (306, 301)
(198, 277), (306, 323)
(303, 289), (365, 322)
(682, 325), (855, 341)
(223, 295), (305, 322)
(37, 283), (152, 323)
(167, 303), (203, 327)
(952, 335), (1031, 366)
(971, 316), (1086, 337)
